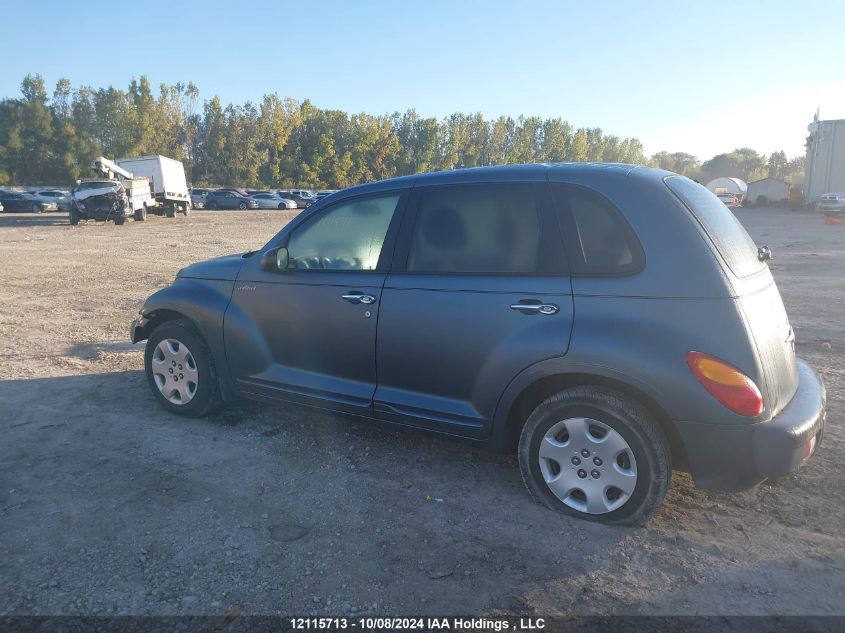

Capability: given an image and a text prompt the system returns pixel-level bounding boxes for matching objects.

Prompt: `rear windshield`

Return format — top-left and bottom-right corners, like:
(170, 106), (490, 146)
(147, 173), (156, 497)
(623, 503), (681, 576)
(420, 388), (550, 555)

(664, 176), (763, 278)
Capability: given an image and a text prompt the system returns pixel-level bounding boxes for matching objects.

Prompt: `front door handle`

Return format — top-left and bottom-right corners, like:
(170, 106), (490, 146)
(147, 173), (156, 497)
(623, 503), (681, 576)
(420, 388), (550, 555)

(510, 302), (559, 315)
(342, 292), (376, 305)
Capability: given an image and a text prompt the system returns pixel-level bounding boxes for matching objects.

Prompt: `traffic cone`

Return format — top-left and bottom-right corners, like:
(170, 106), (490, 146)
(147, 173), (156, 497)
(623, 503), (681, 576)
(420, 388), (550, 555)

(824, 214), (843, 225)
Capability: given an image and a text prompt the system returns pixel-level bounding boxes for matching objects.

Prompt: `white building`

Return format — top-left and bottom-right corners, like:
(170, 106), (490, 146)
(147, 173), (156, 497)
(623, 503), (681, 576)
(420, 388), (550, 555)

(805, 118), (845, 203)
(705, 177), (748, 199)
(747, 177), (790, 205)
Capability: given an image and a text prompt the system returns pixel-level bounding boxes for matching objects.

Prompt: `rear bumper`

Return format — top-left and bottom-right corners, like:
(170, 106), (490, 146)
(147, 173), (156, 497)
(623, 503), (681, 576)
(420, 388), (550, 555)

(675, 358), (826, 491)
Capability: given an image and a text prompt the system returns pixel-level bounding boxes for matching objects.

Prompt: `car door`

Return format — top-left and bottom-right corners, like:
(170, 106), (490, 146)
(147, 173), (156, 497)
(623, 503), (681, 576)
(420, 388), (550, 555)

(224, 189), (408, 414)
(374, 182), (574, 438)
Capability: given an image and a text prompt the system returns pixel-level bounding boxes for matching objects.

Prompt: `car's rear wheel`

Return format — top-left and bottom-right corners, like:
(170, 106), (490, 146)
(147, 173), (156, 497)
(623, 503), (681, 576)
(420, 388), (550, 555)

(518, 386), (670, 526)
(145, 319), (222, 417)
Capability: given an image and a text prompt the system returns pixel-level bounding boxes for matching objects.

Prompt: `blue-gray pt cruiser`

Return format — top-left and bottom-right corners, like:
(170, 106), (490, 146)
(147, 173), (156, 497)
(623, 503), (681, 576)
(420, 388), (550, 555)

(131, 164), (826, 525)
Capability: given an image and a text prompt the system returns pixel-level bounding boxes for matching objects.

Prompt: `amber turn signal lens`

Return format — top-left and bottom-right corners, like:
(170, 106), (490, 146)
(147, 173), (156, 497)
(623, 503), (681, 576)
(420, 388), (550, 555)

(686, 351), (763, 417)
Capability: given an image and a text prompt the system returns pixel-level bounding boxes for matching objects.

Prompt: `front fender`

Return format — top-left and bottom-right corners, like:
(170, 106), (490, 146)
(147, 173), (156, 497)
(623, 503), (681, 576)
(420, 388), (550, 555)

(132, 278), (236, 399)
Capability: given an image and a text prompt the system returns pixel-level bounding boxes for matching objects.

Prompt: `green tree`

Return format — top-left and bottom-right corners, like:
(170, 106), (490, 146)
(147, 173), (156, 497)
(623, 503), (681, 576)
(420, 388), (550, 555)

(767, 150), (787, 179)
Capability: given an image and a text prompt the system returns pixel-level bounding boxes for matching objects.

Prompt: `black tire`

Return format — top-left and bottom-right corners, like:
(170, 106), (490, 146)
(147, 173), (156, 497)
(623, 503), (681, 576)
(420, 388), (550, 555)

(518, 386), (671, 526)
(134, 205), (147, 222)
(182, 204), (191, 216)
(144, 319), (223, 418)
(31, 203), (41, 213)
(238, 201), (247, 210)
(114, 214), (125, 225)
(166, 204), (176, 218)
(278, 203), (285, 209)
(207, 201), (219, 210)
(69, 205), (80, 225)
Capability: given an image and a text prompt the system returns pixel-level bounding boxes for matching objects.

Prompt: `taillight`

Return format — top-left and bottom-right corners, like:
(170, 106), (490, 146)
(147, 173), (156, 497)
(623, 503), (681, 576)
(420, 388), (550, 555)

(686, 351), (763, 417)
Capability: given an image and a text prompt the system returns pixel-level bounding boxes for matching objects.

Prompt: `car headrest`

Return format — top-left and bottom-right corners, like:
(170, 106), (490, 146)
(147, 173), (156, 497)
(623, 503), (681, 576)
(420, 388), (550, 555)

(422, 207), (466, 250)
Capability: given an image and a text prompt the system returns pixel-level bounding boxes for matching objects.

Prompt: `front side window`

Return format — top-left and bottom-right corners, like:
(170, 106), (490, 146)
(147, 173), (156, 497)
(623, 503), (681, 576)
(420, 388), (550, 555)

(287, 193), (400, 270)
(407, 184), (540, 274)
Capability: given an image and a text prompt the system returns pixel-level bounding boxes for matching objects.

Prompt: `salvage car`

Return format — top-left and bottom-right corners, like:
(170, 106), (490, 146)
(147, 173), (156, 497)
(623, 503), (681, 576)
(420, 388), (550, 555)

(30, 189), (71, 211)
(0, 190), (58, 212)
(277, 189), (316, 208)
(189, 188), (211, 209)
(70, 178), (152, 225)
(250, 192), (298, 210)
(818, 191), (845, 213)
(716, 192), (740, 208)
(205, 190), (259, 210)
(131, 164), (826, 525)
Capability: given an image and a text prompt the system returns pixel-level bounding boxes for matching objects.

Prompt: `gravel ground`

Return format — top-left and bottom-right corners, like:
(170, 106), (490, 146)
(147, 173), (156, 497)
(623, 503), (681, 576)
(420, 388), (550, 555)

(0, 207), (843, 616)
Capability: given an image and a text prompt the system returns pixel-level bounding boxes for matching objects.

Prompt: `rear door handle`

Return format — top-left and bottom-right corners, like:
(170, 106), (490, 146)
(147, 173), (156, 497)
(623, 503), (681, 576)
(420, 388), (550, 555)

(342, 292), (376, 305)
(510, 302), (559, 315)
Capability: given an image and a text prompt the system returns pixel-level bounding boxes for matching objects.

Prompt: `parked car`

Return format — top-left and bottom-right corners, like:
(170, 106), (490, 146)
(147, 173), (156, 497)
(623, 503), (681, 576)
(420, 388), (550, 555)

(204, 190), (259, 210)
(30, 189), (71, 211)
(190, 188), (211, 209)
(277, 190), (316, 208)
(311, 190), (338, 203)
(716, 192), (740, 208)
(131, 164), (825, 526)
(0, 190), (58, 212)
(818, 191), (845, 213)
(250, 193), (298, 210)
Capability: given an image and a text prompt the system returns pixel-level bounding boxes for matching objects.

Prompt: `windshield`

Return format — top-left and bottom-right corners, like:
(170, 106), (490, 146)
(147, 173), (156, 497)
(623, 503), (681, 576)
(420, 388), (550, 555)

(77, 181), (116, 191)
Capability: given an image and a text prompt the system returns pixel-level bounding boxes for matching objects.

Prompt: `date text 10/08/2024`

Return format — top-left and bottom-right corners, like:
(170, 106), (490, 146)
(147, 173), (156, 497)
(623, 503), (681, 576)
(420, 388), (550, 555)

(289, 617), (546, 631)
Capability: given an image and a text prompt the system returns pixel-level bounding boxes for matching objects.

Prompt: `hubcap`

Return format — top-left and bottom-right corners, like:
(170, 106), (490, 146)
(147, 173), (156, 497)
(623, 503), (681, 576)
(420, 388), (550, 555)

(538, 417), (637, 514)
(151, 339), (198, 405)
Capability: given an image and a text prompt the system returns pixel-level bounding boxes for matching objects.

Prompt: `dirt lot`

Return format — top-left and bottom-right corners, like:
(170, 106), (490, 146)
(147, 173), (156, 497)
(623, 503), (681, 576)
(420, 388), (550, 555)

(0, 208), (842, 616)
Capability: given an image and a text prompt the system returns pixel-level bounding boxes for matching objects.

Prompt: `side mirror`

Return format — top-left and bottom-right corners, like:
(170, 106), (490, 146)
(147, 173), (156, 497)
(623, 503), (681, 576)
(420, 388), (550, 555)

(260, 246), (289, 272)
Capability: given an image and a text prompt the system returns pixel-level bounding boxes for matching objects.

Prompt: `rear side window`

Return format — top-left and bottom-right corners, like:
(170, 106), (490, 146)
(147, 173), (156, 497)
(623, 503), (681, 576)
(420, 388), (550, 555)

(407, 184), (540, 274)
(665, 176), (763, 278)
(550, 184), (643, 275)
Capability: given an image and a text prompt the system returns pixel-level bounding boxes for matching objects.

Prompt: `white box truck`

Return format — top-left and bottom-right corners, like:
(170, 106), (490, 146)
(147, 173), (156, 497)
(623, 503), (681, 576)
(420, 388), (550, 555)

(116, 155), (191, 217)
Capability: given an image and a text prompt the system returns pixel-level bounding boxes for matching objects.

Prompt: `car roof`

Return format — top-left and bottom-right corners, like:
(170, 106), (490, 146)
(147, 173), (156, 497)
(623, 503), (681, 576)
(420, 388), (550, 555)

(338, 163), (673, 197)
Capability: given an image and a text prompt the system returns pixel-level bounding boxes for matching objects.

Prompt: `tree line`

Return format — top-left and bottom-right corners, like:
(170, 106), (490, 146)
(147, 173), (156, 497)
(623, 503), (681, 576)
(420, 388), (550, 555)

(0, 74), (805, 189)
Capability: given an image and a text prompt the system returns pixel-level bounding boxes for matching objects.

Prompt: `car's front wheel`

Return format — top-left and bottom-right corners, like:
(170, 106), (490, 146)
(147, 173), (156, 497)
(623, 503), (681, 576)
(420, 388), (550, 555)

(518, 386), (670, 526)
(144, 319), (222, 417)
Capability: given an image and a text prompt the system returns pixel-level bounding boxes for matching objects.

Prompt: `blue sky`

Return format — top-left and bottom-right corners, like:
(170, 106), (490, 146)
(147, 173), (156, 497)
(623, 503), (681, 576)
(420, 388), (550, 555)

(3, 0), (844, 159)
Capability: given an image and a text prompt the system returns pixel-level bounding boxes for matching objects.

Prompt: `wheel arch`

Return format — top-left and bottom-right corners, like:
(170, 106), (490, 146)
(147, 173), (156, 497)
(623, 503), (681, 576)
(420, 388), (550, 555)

(494, 369), (687, 469)
(132, 280), (237, 401)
